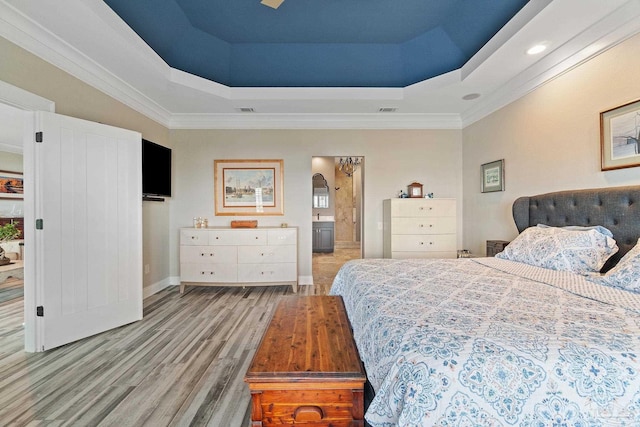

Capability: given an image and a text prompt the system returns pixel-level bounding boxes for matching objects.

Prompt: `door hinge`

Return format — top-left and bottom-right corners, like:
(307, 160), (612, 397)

(35, 131), (43, 143)
(36, 219), (44, 230)
(36, 306), (44, 317)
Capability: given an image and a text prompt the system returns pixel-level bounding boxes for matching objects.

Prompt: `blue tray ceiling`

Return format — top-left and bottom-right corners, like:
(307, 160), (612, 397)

(104, 0), (528, 88)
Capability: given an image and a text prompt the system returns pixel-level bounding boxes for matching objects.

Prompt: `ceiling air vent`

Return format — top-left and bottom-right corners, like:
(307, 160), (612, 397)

(236, 107), (255, 113)
(378, 107), (397, 113)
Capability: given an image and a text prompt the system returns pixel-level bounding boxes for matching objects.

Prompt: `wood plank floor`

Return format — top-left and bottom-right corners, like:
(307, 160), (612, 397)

(0, 248), (360, 426)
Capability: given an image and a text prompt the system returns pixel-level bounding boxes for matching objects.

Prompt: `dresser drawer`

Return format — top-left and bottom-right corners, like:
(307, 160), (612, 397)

(391, 216), (456, 235)
(238, 245), (296, 264)
(180, 263), (237, 282)
(390, 199), (456, 217)
(180, 229), (209, 246)
(180, 245), (237, 263)
(259, 389), (358, 425)
(238, 263), (296, 282)
(267, 228), (297, 245)
(391, 234), (456, 252)
(207, 229), (268, 245)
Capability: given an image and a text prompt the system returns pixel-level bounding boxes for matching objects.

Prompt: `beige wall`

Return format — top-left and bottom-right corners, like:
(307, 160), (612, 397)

(5, 26), (638, 287)
(462, 32), (640, 255)
(0, 37), (171, 290)
(169, 129), (462, 281)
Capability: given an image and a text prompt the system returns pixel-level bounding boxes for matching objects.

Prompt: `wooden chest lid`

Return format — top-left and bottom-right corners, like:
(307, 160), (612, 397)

(245, 296), (365, 383)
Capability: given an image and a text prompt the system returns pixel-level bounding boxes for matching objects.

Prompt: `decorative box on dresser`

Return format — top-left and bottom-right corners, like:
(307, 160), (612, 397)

(179, 226), (298, 293)
(383, 198), (457, 259)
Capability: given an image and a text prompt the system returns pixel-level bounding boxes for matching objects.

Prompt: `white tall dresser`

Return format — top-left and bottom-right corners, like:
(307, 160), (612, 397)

(383, 198), (457, 259)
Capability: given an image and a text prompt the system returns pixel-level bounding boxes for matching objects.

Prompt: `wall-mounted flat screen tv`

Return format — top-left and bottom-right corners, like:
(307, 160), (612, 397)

(142, 139), (171, 198)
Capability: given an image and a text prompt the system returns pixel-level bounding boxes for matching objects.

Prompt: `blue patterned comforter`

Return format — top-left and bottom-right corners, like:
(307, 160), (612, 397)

(329, 257), (640, 426)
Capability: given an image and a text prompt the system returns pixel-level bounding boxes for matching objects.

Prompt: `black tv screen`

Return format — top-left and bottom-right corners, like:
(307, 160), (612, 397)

(142, 139), (171, 197)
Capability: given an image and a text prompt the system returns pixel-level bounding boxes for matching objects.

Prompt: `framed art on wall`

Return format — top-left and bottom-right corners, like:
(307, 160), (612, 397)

(601, 99), (640, 171)
(0, 170), (23, 199)
(481, 159), (504, 193)
(214, 159), (284, 216)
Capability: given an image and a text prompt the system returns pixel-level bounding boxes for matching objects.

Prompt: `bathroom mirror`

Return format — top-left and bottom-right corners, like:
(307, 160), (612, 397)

(312, 173), (329, 208)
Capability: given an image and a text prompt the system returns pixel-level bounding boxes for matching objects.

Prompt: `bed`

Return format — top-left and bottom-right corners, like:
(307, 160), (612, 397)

(330, 186), (640, 426)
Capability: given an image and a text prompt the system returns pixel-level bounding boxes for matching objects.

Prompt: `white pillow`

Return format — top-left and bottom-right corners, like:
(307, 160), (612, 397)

(593, 238), (640, 293)
(496, 225), (618, 274)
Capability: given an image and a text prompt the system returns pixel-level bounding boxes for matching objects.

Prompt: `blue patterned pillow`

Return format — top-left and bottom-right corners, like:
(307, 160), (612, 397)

(496, 225), (618, 274)
(594, 238), (640, 293)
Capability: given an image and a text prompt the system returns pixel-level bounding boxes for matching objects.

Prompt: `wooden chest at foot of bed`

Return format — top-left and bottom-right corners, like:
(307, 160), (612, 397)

(245, 296), (366, 426)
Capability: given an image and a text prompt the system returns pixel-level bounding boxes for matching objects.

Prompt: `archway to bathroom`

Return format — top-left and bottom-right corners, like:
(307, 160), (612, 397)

(311, 156), (363, 293)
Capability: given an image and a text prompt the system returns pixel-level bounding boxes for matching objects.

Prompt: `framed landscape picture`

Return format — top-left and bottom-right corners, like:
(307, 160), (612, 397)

(0, 170), (23, 199)
(601, 99), (640, 171)
(481, 159), (504, 193)
(214, 159), (284, 216)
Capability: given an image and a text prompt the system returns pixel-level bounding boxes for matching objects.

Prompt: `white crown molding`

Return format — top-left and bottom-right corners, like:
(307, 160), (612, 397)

(461, 0), (553, 80)
(0, 1), (173, 127)
(461, 0), (640, 127)
(0, 79), (54, 112)
(2, 0), (639, 131)
(169, 113), (462, 130)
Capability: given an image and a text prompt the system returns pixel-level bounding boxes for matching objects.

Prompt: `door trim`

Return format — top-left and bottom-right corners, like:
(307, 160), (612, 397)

(0, 80), (55, 352)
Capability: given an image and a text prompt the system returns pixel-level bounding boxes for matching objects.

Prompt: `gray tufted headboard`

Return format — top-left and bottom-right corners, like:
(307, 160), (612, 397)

(513, 186), (640, 271)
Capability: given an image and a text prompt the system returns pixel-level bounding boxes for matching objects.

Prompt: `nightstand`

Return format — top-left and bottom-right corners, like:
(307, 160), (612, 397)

(486, 240), (510, 257)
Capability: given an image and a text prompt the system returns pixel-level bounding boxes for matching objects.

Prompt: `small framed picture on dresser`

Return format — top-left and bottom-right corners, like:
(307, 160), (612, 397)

(481, 159), (504, 193)
(408, 182), (423, 198)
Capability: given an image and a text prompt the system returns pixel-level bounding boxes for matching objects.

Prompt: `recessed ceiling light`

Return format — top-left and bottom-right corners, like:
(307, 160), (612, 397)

(462, 93), (481, 101)
(526, 44), (547, 55)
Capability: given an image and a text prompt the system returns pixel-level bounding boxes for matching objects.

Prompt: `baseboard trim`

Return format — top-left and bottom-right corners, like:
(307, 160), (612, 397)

(143, 276), (180, 299)
(298, 275), (313, 286)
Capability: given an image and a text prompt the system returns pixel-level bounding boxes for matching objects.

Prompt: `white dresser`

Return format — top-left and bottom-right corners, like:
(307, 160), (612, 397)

(179, 227), (298, 293)
(383, 199), (456, 259)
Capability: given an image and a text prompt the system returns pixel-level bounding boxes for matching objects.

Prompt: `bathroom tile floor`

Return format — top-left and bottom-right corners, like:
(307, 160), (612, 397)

(307, 247), (361, 295)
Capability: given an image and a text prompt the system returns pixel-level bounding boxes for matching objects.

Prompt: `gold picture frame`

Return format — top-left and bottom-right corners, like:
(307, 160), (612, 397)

(601, 99), (640, 171)
(214, 159), (284, 216)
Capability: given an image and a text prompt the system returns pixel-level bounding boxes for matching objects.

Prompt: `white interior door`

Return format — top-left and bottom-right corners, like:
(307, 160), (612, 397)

(35, 111), (142, 351)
